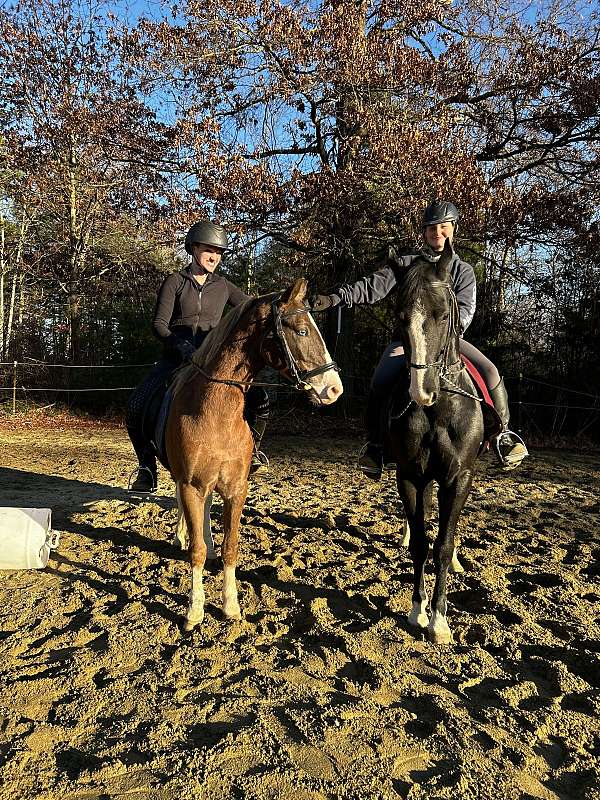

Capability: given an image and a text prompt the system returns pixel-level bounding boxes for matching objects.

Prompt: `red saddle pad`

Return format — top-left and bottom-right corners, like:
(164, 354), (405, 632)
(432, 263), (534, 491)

(461, 354), (493, 405)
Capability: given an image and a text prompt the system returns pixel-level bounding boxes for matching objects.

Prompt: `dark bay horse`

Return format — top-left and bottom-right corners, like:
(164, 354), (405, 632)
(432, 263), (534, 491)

(166, 279), (343, 630)
(387, 240), (484, 644)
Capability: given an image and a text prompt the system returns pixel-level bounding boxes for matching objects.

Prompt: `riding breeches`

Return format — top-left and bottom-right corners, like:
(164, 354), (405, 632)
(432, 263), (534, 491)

(370, 339), (501, 396)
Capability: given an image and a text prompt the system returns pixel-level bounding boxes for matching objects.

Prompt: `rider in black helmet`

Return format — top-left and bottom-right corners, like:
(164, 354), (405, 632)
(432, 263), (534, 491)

(312, 200), (528, 478)
(126, 220), (270, 493)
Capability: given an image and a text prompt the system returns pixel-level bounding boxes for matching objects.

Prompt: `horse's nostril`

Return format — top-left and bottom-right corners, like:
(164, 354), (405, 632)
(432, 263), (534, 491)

(327, 383), (342, 400)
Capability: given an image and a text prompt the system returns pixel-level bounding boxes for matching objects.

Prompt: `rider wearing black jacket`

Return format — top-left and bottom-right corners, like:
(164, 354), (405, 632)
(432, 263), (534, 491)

(313, 201), (528, 478)
(126, 221), (270, 494)
(153, 265), (249, 362)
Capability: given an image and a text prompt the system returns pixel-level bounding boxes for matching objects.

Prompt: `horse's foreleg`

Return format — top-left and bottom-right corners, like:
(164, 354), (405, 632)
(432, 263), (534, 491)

(399, 487), (462, 572)
(429, 472), (473, 645)
(175, 486), (216, 559)
(179, 481), (210, 631)
(398, 478), (429, 629)
(174, 483), (187, 550)
(220, 488), (246, 620)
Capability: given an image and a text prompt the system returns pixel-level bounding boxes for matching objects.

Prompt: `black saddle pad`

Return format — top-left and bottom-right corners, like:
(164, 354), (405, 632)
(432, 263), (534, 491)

(139, 369), (176, 471)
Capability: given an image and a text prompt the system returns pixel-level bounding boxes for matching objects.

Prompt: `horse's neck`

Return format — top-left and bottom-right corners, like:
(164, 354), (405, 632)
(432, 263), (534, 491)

(206, 335), (263, 384)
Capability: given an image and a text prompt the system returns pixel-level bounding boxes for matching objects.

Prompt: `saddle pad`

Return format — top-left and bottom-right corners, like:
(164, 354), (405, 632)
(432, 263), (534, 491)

(461, 355), (493, 405)
(152, 387), (173, 472)
(460, 355), (503, 445)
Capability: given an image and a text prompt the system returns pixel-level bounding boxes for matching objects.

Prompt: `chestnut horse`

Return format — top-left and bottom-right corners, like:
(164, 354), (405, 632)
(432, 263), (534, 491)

(387, 241), (484, 644)
(166, 279), (343, 630)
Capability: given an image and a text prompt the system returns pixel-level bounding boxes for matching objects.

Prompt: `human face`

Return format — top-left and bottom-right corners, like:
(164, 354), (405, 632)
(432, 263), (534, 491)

(192, 243), (224, 273)
(424, 222), (454, 252)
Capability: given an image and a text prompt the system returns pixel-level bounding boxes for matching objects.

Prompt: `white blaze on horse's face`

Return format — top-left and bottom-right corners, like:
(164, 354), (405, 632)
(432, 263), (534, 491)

(286, 309), (343, 405)
(407, 300), (438, 406)
(304, 312), (343, 405)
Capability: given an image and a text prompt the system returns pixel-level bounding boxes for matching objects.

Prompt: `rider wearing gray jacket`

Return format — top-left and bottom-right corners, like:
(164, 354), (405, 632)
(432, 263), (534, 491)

(331, 244), (477, 337)
(313, 200), (528, 477)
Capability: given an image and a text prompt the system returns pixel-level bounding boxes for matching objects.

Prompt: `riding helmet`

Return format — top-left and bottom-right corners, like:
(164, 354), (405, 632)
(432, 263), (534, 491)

(422, 200), (460, 227)
(184, 221), (229, 254)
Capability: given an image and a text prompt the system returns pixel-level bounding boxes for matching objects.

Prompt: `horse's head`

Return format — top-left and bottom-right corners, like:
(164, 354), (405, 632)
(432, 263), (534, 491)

(263, 279), (343, 406)
(396, 240), (458, 406)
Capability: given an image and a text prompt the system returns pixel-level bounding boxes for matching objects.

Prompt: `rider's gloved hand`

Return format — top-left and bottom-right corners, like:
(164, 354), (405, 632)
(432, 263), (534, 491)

(175, 339), (196, 363)
(310, 294), (340, 312)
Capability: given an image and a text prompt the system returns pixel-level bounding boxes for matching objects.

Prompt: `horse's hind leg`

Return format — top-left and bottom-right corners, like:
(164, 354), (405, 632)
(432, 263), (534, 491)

(429, 472), (473, 644)
(220, 487), (246, 620)
(179, 481), (211, 630)
(174, 483), (187, 550)
(398, 478), (429, 629)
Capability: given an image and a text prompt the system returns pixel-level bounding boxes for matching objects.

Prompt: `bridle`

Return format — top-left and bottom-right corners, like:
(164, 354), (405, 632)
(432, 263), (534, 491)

(192, 295), (339, 392)
(267, 296), (339, 390)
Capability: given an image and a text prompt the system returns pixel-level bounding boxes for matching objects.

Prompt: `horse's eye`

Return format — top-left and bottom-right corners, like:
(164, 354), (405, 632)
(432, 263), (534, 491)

(297, 329), (309, 337)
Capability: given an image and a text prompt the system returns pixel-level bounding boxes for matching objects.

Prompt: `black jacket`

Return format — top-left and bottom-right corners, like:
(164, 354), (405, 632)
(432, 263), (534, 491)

(332, 246), (477, 335)
(152, 267), (249, 358)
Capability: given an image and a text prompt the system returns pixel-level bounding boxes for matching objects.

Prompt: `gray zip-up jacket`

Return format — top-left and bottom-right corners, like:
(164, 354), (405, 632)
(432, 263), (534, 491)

(331, 246), (477, 334)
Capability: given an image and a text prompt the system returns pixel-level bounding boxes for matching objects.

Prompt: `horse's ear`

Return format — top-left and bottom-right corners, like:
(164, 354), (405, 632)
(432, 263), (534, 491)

(436, 239), (453, 281)
(280, 278), (308, 306)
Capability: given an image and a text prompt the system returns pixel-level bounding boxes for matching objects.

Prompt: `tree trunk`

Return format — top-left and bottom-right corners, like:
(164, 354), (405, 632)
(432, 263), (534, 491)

(0, 210), (5, 359)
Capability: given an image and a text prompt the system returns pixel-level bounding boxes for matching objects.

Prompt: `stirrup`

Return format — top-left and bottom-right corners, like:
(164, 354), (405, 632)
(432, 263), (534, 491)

(249, 450), (269, 476)
(357, 443), (383, 480)
(127, 466), (157, 494)
(494, 430), (529, 471)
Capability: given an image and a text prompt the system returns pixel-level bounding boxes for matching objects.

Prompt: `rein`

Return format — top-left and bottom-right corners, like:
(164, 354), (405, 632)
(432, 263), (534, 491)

(191, 296), (339, 393)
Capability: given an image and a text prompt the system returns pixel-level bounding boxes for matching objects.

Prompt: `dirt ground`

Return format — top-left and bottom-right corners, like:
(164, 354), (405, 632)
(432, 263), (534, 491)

(0, 424), (598, 800)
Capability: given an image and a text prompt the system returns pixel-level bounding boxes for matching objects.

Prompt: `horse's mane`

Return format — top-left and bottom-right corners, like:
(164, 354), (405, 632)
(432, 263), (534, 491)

(396, 259), (447, 312)
(170, 291), (279, 395)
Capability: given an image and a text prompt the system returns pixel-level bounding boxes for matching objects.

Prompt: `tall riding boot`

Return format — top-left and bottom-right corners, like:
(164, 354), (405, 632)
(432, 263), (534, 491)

(127, 426), (158, 493)
(488, 378), (529, 470)
(357, 390), (384, 480)
(248, 414), (269, 477)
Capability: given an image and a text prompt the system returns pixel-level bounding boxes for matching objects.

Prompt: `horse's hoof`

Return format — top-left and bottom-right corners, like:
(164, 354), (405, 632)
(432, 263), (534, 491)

(183, 614), (204, 631)
(407, 606), (429, 629)
(428, 628), (454, 645)
(223, 604), (242, 621)
(428, 614), (453, 644)
(449, 550), (464, 573)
